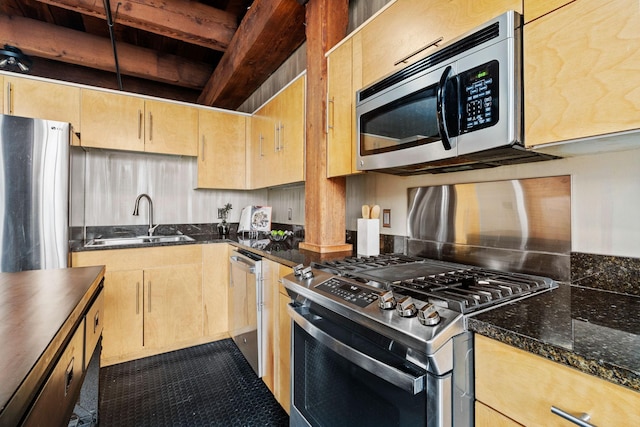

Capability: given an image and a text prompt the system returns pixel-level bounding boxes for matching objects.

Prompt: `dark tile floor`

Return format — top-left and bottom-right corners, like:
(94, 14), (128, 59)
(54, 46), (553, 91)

(99, 339), (289, 426)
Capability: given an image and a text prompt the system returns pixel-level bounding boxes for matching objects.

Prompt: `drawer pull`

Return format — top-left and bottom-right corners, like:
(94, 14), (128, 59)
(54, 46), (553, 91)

(93, 310), (100, 333)
(551, 406), (597, 427)
(65, 357), (74, 396)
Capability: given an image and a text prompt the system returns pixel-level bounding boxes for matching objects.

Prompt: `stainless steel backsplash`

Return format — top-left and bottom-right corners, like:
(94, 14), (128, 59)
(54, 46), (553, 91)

(407, 176), (571, 280)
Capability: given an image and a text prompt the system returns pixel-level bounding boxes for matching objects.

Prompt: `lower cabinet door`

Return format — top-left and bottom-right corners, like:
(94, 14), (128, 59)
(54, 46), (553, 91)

(102, 270), (144, 360)
(143, 264), (203, 349)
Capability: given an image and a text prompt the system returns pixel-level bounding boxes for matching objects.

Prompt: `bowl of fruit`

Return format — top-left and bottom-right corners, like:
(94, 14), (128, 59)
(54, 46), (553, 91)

(269, 229), (293, 241)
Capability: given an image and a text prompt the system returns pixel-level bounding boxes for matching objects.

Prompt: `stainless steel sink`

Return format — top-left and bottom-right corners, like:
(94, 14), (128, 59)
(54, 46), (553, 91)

(85, 235), (195, 247)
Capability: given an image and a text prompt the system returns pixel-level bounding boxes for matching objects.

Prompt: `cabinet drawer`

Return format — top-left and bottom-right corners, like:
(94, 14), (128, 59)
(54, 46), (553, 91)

(84, 290), (104, 369)
(23, 320), (85, 427)
(475, 335), (640, 426)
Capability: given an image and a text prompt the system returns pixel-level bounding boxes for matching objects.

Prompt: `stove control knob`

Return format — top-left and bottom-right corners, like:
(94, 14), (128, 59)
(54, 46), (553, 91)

(418, 303), (441, 326)
(301, 266), (314, 279)
(396, 296), (417, 317)
(378, 290), (396, 310)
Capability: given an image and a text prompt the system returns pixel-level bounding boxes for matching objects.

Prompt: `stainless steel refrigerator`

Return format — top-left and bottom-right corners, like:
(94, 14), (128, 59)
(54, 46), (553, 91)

(0, 114), (70, 272)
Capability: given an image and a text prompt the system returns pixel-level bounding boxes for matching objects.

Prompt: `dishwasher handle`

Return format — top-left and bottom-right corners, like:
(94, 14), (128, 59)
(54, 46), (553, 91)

(288, 305), (426, 395)
(230, 255), (256, 273)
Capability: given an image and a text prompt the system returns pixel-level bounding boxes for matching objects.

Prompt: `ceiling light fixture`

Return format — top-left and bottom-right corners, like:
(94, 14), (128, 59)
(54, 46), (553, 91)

(0, 45), (32, 73)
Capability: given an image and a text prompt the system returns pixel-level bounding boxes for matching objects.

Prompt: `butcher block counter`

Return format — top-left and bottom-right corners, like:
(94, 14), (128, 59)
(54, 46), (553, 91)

(0, 266), (105, 426)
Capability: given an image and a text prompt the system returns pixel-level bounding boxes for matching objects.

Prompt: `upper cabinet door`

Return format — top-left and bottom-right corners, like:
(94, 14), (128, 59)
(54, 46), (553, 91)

(327, 39), (359, 178)
(523, 0), (573, 23)
(357, 0), (523, 89)
(81, 89), (145, 152)
(5, 76), (81, 132)
(275, 75), (305, 185)
(145, 99), (198, 156)
(524, 0), (640, 147)
(197, 109), (247, 189)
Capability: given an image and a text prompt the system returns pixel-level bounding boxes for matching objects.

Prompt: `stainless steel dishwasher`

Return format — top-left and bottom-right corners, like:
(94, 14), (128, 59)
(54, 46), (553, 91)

(228, 249), (264, 377)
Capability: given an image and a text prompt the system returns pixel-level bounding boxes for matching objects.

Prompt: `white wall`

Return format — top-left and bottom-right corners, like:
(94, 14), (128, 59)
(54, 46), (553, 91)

(346, 146), (640, 259)
(76, 149), (305, 227)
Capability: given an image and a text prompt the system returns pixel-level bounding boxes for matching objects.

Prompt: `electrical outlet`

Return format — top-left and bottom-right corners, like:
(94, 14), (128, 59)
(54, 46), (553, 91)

(217, 208), (225, 219)
(288, 208), (293, 221)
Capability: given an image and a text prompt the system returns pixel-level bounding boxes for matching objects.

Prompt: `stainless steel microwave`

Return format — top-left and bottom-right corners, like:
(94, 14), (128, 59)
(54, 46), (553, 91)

(356, 11), (556, 175)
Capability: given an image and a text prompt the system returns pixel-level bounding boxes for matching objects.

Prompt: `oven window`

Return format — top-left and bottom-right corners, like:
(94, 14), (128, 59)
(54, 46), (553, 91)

(293, 323), (427, 426)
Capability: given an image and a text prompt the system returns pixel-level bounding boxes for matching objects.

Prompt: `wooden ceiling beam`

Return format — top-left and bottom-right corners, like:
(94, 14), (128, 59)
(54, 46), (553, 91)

(197, 0), (306, 109)
(31, 0), (237, 52)
(0, 14), (213, 89)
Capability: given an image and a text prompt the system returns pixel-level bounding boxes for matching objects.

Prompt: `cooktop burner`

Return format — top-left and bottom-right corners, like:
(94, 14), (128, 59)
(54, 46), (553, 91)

(311, 255), (557, 314)
(311, 253), (424, 274)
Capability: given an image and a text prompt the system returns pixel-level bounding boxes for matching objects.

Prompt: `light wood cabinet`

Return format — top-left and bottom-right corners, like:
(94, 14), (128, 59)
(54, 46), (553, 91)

(248, 98), (275, 188)
(355, 0), (522, 90)
(475, 334), (640, 427)
(276, 264), (292, 414)
(80, 88), (198, 155)
(143, 264), (203, 348)
(262, 259), (280, 394)
(523, 0), (573, 23)
(261, 259), (293, 413)
(81, 89), (145, 152)
(197, 109), (247, 189)
(524, 0), (640, 148)
(71, 245), (204, 365)
(248, 75), (305, 189)
(4, 75), (81, 132)
(275, 76), (305, 186)
(202, 244), (230, 337)
(327, 38), (361, 177)
(102, 270), (144, 359)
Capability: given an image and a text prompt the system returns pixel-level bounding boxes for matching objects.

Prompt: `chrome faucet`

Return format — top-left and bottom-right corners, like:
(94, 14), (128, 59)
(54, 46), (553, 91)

(133, 193), (159, 236)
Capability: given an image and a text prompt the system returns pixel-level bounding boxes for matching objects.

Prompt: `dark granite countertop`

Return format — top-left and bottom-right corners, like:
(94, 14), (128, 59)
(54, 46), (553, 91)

(468, 283), (640, 392)
(70, 223), (354, 269)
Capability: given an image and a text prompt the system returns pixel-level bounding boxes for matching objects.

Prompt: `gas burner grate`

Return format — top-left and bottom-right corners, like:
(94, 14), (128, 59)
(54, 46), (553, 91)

(311, 254), (424, 275)
(390, 268), (554, 314)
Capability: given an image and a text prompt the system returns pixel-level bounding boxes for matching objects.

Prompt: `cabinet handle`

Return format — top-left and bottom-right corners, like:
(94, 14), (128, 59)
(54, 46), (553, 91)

(7, 82), (13, 115)
(393, 36), (444, 66)
(137, 109), (142, 139)
(136, 282), (140, 314)
(64, 357), (74, 396)
(551, 406), (596, 427)
(148, 112), (153, 141)
(201, 135), (206, 161)
(327, 96), (335, 133)
(279, 121), (284, 151)
(147, 281), (152, 312)
(93, 310), (100, 333)
(259, 133), (264, 158)
(274, 123), (279, 152)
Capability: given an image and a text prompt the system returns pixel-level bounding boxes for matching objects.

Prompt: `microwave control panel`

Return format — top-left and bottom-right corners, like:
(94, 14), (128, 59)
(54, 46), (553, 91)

(460, 60), (499, 133)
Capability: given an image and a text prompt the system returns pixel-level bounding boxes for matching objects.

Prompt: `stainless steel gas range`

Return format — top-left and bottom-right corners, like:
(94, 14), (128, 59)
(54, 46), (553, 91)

(282, 253), (557, 427)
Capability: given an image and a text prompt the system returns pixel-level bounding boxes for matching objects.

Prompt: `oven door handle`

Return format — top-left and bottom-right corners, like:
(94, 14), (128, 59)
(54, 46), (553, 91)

(289, 305), (426, 395)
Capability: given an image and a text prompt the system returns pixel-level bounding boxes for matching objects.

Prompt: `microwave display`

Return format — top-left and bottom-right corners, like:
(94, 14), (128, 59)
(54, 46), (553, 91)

(460, 60), (499, 133)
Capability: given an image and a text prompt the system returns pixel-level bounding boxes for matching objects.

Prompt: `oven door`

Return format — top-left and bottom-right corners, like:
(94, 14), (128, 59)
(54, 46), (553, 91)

(289, 304), (452, 427)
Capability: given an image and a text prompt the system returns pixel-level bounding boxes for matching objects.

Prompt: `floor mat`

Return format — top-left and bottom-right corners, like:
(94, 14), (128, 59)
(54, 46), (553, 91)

(99, 339), (289, 426)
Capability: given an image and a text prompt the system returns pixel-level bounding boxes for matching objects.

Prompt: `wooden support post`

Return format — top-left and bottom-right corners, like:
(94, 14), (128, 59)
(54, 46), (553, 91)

(298, 0), (352, 253)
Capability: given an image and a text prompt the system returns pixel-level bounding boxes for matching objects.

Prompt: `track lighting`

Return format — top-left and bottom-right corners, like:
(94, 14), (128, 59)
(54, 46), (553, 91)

(0, 45), (32, 73)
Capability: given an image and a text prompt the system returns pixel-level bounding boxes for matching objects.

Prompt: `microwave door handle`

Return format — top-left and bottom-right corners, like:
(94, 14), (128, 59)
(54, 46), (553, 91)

(436, 65), (453, 151)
